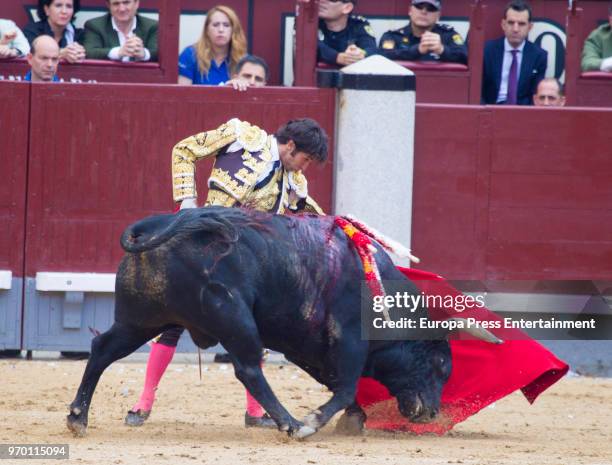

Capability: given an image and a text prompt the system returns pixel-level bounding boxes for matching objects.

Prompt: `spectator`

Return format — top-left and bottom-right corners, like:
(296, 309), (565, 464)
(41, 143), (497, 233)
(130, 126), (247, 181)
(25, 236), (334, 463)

(0, 19), (30, 58)
(533, 77), (565, 107)
(378, 0), (467, 64)
(25, 35), (60, 81)
(225, 54), (268, 91)
(178, 5), (247, 85)
(581, 2), (612, 72)
(317, 0), (376, 66)
(481, 0), (547, 105)
(83, 0), (158, 61)
(23, 0), (85, 63)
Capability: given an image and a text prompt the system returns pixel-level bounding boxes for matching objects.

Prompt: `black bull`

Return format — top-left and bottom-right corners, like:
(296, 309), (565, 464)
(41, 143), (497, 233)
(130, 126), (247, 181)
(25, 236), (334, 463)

(67, 207), (498, 439)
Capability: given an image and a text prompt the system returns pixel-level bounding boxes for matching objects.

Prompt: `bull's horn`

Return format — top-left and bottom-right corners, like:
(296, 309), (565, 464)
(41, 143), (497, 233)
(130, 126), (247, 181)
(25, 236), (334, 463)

(446, 317), (503, 344)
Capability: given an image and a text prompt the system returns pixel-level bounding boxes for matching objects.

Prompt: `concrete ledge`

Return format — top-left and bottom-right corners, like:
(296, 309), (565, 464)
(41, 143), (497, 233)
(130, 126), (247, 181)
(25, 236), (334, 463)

(35, 272), (116, 292)
(0, 270), (12, 290)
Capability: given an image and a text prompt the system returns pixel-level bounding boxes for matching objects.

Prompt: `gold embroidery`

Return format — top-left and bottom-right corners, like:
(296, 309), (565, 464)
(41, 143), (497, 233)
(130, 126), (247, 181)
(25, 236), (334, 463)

(382, 39), (395, 49)
(209, 168), (251, 200)
(247, 178), (281, 212)
(237, 120), (267, 152)
(205, 189), (237, 207)
(289, 171), (308, 198)
(235, 167), (259, 185)
(171, 121), (242, 202)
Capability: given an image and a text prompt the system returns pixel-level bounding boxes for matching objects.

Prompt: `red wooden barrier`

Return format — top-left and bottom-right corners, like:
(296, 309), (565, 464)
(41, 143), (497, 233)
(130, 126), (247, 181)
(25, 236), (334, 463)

(25, 83), (335, 274)
(412, 104), (488, 279)
(412, 104), (612, 280)
(0, 82), (29, 277)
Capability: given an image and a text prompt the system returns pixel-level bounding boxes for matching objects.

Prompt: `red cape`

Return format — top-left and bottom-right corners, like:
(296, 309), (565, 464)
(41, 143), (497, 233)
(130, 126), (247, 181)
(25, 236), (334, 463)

(355, 267), (569, 434)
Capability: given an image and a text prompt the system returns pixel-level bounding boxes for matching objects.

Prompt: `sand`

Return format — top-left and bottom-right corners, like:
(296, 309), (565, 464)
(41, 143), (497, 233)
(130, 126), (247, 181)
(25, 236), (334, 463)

(1, 357), (611, 465)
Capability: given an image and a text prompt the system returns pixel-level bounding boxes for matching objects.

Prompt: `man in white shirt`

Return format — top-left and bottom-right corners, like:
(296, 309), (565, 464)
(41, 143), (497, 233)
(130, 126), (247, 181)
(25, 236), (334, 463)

(83, 0), (158, 61)
(0, 18), (30, 58)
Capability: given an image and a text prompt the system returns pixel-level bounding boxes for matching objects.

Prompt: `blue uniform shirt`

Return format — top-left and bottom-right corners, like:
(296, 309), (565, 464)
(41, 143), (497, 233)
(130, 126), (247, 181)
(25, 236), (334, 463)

(178, 45), (230, 85)
(24, 71), (60, 82)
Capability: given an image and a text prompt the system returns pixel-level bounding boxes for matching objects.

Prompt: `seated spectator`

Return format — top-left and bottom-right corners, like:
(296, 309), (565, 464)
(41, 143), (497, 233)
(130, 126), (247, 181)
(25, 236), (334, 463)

(581, 2), (612, 72)
(25, 35), (60, 81)
(481, 0), (547, 105)
(83, 0), (157, 61)
(23, 0), (85, 64)
(225, 54), (268, 91)
(0, 19), (30, 58)
(533, 77), (565, 107)
(317, 0), (376, 66)
(178, 5), (246, 85)
(378, 0), (467, 64)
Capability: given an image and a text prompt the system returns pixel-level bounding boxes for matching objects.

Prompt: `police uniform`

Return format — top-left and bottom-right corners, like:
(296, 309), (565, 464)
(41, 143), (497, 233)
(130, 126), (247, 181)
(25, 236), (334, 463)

(378, 22), (467, 64)
(318, 15), (377, 65)
(172, 118), (323, 214)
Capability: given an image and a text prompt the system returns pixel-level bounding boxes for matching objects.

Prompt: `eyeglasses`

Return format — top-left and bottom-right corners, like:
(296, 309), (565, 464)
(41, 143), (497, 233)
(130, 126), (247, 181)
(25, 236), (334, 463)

(413, 3), (439, 13)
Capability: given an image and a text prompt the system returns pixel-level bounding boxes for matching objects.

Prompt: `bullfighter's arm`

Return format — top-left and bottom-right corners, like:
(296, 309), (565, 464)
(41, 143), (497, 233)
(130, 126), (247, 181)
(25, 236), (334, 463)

(171, 121), (242, 203)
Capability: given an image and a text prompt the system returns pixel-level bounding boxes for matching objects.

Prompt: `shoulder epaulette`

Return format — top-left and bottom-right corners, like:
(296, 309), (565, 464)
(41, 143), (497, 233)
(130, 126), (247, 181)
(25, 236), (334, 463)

(350, 15), (370, 24)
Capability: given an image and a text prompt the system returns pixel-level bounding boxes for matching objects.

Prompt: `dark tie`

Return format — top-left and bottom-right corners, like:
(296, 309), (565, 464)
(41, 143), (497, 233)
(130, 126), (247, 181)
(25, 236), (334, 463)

(507, 49), (518, 105)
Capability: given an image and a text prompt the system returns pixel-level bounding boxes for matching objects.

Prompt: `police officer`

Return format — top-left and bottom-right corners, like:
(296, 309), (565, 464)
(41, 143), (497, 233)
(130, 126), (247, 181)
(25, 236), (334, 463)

(318, 0), (377, 66)
(379, 0), (467, 64)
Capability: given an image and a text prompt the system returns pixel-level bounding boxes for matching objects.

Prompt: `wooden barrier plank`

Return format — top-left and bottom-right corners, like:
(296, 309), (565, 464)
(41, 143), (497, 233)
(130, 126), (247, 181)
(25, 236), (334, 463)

(0, 82), (28, 276)
(412, 104), (486, 279)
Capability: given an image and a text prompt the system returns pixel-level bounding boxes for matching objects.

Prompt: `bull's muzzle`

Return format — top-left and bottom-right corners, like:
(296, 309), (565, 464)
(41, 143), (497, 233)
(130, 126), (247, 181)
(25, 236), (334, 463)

(397, 393), (439, 423)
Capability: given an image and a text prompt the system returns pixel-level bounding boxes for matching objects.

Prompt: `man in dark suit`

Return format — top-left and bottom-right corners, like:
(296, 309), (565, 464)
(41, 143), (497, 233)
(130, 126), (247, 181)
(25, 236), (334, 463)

(481, 0), (547, 105)
(83, 0), (157, 61)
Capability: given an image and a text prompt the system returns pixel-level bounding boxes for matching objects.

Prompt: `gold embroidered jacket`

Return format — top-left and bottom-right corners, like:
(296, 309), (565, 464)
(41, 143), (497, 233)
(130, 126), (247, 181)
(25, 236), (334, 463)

(172, 119), (323, 214)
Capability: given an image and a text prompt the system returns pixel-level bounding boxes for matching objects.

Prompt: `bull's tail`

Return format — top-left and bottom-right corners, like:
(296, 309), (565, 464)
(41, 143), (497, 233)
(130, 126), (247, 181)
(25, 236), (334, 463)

(120, 212), (185, 253)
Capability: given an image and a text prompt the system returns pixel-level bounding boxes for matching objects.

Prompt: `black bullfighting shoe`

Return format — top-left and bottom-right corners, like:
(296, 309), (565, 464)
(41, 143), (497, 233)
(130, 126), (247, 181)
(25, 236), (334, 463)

(244, 412), (276, 428)
(124, 409), (151, 427)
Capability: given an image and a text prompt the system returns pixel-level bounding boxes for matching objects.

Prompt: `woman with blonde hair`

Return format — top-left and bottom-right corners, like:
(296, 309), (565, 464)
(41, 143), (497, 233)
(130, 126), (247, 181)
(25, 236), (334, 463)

(178, 5), (247, 85)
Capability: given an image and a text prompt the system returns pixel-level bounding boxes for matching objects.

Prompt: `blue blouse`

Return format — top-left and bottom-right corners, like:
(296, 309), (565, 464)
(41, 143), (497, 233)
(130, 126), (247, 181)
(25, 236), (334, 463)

(178, 45), (230, 85)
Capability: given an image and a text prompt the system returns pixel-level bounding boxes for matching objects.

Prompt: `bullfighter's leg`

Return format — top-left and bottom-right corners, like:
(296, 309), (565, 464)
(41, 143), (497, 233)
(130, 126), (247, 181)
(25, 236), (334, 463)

(125, 325), (184, 426)
(302, 334), (368, 434)
(67, 322), (163, 437)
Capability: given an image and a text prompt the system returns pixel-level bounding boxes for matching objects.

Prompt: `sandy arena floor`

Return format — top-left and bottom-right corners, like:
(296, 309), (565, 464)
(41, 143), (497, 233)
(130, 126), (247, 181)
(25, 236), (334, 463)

(1, 356), (611, 465)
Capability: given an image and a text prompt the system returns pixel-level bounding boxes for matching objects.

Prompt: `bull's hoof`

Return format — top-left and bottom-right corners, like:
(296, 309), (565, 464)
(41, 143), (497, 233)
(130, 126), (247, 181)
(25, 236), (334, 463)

(244, 412), (276, 429)
(66, 411), (87, 437)
(302, 412), (321, 430)
(291, 425), (317, 439)
(279, 420), (315, 439)
(124, 409), (150, 427)
(335, 410), (365, 435)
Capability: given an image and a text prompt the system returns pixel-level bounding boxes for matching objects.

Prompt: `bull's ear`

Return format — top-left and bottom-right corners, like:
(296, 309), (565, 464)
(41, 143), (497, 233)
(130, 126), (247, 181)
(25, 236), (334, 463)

(446, 317), (504, 344)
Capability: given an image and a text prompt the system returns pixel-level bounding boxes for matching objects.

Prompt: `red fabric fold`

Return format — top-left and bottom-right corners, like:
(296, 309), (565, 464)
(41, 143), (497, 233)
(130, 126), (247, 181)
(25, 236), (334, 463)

(355, 267), (569, 434)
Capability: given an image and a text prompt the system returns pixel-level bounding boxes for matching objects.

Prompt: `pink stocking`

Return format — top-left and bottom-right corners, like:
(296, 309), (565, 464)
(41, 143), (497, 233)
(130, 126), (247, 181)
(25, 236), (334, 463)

(130, 342), (176, 412)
